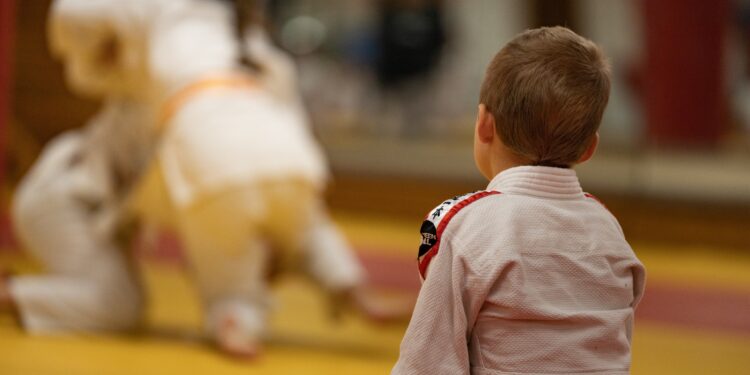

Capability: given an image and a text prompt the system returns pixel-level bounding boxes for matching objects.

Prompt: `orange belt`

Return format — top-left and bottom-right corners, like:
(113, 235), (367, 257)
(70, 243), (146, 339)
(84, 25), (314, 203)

(157, 73), (258, 132)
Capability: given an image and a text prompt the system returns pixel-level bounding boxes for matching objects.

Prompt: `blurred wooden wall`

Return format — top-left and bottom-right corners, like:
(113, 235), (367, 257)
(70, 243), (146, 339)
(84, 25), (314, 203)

(8, 0), (98, 182)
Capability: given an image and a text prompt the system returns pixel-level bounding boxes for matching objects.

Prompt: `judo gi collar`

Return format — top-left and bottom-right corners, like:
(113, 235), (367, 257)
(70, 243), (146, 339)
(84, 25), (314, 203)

(157, 72), (258, 131)
(487, 165), (584, 199)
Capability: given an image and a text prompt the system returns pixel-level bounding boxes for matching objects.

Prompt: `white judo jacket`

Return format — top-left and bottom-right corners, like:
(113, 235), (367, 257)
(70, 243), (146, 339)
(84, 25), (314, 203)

(393, 166), (646, 375)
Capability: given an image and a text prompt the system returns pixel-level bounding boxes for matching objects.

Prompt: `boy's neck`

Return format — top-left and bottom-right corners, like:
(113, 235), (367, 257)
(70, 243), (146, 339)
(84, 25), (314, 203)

(485, 142), (534, 180)
(488, 159), (528, 180)
(485, 141), (576, 180)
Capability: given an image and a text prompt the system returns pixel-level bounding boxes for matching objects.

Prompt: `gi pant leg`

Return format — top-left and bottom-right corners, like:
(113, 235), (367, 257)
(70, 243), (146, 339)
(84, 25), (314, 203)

(10, 132), (143, 333)
(176, 179), (364, 340)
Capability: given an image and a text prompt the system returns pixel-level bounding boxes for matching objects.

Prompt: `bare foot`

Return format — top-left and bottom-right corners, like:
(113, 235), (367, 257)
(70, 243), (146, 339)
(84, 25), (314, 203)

(215, 314), (262, 359)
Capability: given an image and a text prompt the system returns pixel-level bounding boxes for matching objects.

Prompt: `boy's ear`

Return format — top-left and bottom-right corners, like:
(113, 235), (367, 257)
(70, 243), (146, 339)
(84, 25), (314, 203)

(476, 104), (496, 144)
(577, 132), (599, 164)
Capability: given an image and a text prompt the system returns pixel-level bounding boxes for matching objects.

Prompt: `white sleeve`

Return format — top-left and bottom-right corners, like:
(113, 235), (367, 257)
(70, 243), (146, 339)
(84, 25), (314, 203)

(392, 237), (483, 375)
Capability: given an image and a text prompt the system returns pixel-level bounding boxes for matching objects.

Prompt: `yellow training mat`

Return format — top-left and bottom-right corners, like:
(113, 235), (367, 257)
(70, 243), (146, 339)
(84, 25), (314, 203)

(1, 213), (750, 374)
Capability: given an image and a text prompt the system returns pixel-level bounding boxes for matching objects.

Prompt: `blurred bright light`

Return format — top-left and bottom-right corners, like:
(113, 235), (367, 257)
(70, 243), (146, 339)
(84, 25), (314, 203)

(280, 15), (327, 55)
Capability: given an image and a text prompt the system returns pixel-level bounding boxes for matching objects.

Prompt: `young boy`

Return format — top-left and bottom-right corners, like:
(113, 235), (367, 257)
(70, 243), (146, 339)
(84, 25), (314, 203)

(393, 26), (646, 374)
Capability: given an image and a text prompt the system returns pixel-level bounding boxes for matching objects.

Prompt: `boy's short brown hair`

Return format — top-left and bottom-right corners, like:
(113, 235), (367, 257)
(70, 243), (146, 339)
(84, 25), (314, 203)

(479, 26), (611, 167)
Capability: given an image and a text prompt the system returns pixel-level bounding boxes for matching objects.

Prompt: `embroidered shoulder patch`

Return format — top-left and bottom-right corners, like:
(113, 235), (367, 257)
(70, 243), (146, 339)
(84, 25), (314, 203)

(417, 190), (501, 281)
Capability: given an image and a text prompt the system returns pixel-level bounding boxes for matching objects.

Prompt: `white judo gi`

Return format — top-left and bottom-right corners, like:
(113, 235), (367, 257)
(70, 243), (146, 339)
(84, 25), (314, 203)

(393, 166), (646, 375)
(10, 0), (364, 339)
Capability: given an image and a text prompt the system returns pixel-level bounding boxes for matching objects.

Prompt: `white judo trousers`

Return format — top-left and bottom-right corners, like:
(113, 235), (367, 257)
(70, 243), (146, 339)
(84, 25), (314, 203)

(132, 166), (362, 338)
